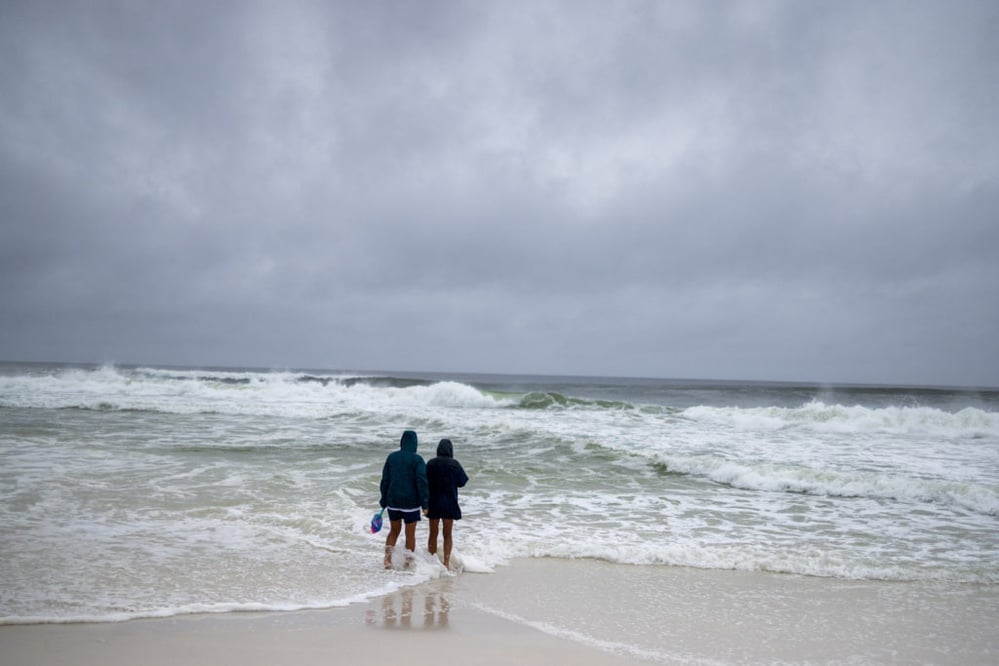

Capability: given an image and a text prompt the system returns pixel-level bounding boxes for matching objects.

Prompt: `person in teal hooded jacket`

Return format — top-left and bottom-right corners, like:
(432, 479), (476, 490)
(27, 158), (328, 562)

(379, 430), (429, 568)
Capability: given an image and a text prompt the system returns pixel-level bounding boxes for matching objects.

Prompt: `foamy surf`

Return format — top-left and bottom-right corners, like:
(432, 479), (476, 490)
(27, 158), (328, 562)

(1, 362), (997, 623)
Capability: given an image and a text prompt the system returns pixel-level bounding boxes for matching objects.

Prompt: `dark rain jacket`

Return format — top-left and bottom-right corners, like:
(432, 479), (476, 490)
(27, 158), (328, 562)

(426, 438), (469, 520)
(379, 430), (429, 511)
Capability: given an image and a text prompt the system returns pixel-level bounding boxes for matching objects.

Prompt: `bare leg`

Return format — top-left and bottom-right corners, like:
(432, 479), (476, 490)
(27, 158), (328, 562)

(428, 518), (440, 557)
(404, 521), (417, 552)
(442, 518), (454, 568)
(385, 519), (402, 568)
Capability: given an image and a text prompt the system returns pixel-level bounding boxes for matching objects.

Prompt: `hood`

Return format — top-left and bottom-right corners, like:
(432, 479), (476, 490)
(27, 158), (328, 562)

(436, 438), (453, 458)
(400, 430), (418, 452)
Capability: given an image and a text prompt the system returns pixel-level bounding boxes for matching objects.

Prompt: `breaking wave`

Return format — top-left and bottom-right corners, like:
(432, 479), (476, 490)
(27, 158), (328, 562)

(649, 452), (999, 517)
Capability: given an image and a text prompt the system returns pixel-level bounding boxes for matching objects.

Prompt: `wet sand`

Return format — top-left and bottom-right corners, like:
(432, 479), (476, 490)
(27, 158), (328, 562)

(2, 558), (996, 665)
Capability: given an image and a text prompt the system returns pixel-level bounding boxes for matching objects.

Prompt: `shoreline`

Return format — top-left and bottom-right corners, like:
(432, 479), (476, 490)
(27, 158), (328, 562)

(2, 558), (997, 665)
(0, 580), (648, 666)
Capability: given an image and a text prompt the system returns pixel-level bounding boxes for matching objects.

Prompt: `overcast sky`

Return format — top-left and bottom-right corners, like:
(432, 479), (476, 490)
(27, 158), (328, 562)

(1, 1), (997, 386)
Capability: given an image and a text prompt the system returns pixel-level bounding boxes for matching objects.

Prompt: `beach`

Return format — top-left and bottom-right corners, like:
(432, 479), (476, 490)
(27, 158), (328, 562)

(3, 558), (996, 665)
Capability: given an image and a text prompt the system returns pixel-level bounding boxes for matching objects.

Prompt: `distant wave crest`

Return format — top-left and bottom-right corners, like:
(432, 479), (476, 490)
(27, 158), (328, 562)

(651, 452), (999, 517)
(0, 365), (512, 416)
(516, 391), (634, 411)
(682, 401), (998, 438)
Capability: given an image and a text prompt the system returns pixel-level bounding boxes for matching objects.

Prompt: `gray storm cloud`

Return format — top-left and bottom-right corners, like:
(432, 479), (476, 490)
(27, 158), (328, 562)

(1, 1), (997, 385)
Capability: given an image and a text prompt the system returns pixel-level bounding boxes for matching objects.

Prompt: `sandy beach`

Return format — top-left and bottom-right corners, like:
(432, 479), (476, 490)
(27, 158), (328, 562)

(0, 602), (645, 666)
(0, 575), (645, 666)
(3, 558), (996, 665)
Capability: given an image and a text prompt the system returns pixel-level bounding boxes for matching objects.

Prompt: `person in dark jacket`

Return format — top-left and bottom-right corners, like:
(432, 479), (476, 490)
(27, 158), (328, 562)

(426, 438), (468, 569)
(379, 430), (429, 568)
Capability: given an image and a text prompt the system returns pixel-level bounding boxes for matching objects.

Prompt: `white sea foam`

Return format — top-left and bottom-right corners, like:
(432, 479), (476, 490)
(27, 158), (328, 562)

(2, 364), (997, 623)
(682, 401), (999, 437)
(0, 365), (515, 417)
(643, 452), (999, 516)
(3, 367), (996, 439)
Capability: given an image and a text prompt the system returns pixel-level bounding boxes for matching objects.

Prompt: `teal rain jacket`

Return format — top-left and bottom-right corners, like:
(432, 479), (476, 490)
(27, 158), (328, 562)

(379, 430), (429, 511)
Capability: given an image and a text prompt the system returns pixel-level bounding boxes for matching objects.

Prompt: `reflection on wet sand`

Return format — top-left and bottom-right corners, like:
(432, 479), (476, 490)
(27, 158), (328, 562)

(366, 586), (451, 630)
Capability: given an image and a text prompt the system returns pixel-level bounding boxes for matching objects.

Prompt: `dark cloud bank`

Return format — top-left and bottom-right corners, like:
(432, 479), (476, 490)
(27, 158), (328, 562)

(2, 1), (997, 386)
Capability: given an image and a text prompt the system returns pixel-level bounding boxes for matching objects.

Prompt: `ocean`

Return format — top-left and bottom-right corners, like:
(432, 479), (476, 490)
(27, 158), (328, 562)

(1, 362), (997, 625)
